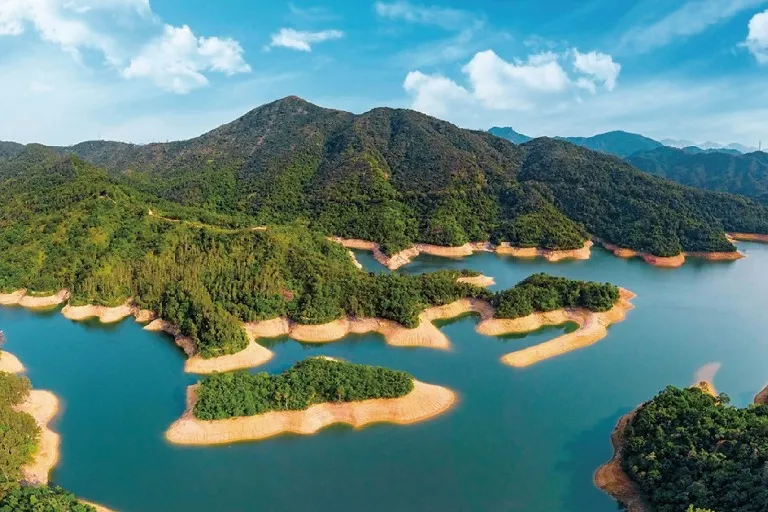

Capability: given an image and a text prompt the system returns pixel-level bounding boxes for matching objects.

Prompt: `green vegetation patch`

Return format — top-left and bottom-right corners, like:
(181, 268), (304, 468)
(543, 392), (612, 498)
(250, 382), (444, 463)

(0, 373), (39, 483)
(194, 357), (414, 420)
(622, 386), (768, 512)
(0, 485), (96, 511)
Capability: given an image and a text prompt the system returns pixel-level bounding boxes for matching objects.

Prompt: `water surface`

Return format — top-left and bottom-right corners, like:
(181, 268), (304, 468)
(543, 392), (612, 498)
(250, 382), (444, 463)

(3, 244), (768, 511)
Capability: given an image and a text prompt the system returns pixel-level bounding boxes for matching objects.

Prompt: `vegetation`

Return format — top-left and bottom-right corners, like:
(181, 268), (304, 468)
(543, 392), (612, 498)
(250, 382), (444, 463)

(491, 274), (619, 319)
(0, 373), (39, 483)
(0, 153), (622, 357)
(627, 146), (768, 203)
(557, 130), (663, 157)
(194, 357), (414, 420)
(621, 385), (768, 512)
(0, 485), (96, 511)
(4, 97), (763, 257)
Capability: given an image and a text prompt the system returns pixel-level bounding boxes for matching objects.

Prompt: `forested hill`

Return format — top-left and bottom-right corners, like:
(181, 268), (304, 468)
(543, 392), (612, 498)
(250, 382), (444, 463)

(627, 146), (768, 203)
(557, 130), (663, 157)
(5, 96), (768, 256)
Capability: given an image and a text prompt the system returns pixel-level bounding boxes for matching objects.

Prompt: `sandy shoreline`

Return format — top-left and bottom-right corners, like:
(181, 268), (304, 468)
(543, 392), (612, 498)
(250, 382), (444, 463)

(491, 288), (635, 368)
(755, 384), (768, 405)
(330, 238), (593, 270)
(0, 351), (25, 373)
(728, 232), (768, 243)
(0, 289), (70, 308)
(600, 242), (744, 268)
(456, 274), (496, 287)
(166, 380), (456, 445)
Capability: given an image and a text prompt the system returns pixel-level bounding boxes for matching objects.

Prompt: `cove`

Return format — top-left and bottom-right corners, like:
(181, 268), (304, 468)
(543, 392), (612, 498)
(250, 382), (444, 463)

(3, 243), (768, 511)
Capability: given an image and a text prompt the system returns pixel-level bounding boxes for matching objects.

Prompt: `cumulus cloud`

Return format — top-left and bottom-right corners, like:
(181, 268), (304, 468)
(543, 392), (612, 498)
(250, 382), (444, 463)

(267, 28), (344, 52)
(404, 48), (620, 116)
(0, 0), (250, 93)
(746, 9), (768, 64)
(572, 49), (621, 91)
(123, 24), (251, 94)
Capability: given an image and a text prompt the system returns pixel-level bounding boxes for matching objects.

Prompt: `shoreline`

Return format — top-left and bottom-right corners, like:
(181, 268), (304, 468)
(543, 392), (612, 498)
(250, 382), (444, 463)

(490, 288), (635, 368)
(728, 232), (768, 244)
(594, 377), (717, 511)
(0, 289), (70, 309)
(755, 384), (768, 405)
(330, 237), (593, 270)
(600, 242), (744, 268)
(166, 380), (456, 446)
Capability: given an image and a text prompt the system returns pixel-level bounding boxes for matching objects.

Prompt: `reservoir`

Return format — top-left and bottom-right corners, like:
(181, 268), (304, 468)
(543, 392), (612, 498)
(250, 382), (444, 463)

(3, 243), (768, 511)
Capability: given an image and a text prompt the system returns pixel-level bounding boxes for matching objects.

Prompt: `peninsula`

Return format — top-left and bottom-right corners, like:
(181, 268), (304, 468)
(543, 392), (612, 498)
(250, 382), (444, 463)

(166, 357), (456, 445)
(596, 377), (768, 512)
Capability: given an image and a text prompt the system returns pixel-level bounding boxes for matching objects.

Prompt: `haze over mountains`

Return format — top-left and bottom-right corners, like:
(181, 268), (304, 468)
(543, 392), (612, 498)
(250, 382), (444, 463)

(3, 96), (768, 260)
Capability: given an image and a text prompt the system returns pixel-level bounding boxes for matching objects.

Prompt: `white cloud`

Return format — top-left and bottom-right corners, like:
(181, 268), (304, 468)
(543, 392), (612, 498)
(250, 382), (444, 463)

(571, 49), (621, 91)
(267, 28), (344, 52)
(404, 48), (620, 116)
(374, 1), (474, 30)
(746, 9), (768, 63)
(122, 24), (250, 94)
(620, 0), (768, 53)
(0, 0), (250, 93)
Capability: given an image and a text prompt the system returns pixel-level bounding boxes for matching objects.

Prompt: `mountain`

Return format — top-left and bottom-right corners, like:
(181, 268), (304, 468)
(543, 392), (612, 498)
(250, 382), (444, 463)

(557, 131), (664, 157)
(5, 96), (768, 258)
(661, 138), (696, 148)
(0, 141), (24, 160)
(488, 127), (531, 144)
(681, 146), (742, 156)
(662, 138), (758, 154)
(627, 146), (768, 202)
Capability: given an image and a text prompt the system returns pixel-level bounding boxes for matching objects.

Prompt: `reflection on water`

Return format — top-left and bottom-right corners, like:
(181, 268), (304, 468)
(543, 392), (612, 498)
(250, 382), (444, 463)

(1, 243), (768, 511)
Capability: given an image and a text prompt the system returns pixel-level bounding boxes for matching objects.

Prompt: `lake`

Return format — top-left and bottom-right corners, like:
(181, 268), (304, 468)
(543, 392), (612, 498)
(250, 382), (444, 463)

(3, 243), (768, 512)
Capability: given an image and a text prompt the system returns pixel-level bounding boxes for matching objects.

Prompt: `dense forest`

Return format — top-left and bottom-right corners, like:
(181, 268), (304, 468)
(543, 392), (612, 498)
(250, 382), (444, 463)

(627, 146), (768, 203)
(0, 155), (621, 358)
(622, 385), (768, 512)
(0, 371), (95, 510)
(5, 97), (768, 257)
(194, 357), (414, 420)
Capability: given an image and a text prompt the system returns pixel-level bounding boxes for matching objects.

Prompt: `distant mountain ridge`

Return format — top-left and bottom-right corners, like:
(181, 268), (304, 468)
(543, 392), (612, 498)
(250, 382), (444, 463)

(3, 96), (768, 258)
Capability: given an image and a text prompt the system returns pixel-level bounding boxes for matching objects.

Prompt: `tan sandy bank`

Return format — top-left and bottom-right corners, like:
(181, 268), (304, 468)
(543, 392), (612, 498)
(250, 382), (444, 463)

(245, 298), (495, 351)
(491, 288), (635, 368)
(593, 409), (651, 512)
(166, 380), (456, 446)
(81, 501), (117, 512)
(692, 362), (720, 396)
(601, 242), (744, 268)
(61, 302), (137, 324)
(329, 237), (592, 270)
(456, 274), (496, 287)
(0, 351), (25, 373)
(16, 390), (60, 485)
(754, 384), (768, 405)
(728, 232), (768, 243)
(0, 289), (70, 308)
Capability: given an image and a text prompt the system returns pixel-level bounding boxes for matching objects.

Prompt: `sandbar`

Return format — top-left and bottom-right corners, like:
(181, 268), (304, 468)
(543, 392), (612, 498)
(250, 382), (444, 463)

(16, 390), (60, 485)
(728, 232), (768, 244)
(600, 242), (743, 268)
(493, 288), (635, 368)
(329, 237), (592, 270)
(456, 274), (496, 287)
(166, 380), (456, 445)
(0, 289), (70, 308)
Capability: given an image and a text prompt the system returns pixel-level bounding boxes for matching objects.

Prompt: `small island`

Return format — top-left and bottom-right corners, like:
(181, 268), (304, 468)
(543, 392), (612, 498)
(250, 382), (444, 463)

(596, 379), (768, 512)
(166, 357), (456, 445)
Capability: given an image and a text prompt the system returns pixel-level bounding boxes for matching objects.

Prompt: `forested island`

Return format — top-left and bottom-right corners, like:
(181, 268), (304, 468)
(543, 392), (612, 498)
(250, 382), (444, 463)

(166, 357), (456, 445)
(0, 370), (100, 511)
(3, 97), (768, 262)
(597, 384), (768, 512)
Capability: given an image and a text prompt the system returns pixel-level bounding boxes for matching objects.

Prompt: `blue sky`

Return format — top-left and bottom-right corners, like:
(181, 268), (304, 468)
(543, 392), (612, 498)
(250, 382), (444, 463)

(1, 0), (767, 146)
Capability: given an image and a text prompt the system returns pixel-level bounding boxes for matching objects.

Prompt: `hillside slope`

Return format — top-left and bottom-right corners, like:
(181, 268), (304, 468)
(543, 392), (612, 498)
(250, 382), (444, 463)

(5, 97), (768, 257)
(627, 146), (768, 203)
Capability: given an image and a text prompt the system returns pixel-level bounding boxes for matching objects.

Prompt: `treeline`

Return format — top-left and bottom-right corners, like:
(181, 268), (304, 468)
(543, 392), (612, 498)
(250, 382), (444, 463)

(0, 158), (621, 358)
(491, 274), (619, 319)
(622, 385), (768, 512)
(0, 485), (97, 511)
(194, 357), (414, 420)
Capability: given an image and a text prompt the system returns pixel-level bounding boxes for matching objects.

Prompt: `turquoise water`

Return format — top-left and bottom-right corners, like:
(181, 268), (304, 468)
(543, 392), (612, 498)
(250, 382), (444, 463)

(3, 243), (768, 511)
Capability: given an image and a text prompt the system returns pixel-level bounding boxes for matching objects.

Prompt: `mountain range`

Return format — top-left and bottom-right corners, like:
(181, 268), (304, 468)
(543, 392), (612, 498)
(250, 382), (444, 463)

(3, 96), (768, 259)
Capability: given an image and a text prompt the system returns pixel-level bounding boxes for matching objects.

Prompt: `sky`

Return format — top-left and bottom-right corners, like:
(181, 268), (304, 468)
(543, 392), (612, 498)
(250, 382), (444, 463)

(1, 0), (767, 146)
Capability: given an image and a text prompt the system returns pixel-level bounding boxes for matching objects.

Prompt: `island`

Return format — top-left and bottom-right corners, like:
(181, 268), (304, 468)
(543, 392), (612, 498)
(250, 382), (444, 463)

(0, 355), (111, 511)
(166, 357), (456, 445)
(595, 378), (768, 512)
